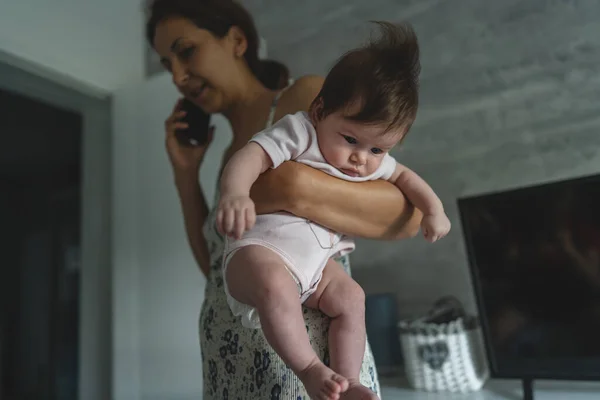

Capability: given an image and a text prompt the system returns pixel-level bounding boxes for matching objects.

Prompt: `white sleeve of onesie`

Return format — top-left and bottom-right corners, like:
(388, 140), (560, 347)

(378, 153), (398, 181)
(249, 113), (311, 169)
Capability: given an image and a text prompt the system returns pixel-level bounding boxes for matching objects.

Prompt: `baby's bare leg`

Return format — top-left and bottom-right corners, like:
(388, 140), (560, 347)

(305, 259), (378, 400)
(226, 246), (348, 400)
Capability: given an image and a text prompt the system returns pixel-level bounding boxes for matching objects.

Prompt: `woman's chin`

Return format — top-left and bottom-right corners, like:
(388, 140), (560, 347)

(196, 98), (222, 114)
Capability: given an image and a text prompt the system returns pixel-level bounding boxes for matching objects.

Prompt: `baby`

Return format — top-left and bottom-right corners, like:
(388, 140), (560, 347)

(217, 22), (450, 400)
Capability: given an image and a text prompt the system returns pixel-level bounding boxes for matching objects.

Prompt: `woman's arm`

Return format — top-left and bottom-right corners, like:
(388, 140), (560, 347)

(251, 162), (423, 240)
(174, 170), (211, 277)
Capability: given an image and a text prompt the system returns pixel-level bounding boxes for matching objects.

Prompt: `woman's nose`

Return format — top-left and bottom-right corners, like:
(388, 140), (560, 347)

(171, 62), (189, 87)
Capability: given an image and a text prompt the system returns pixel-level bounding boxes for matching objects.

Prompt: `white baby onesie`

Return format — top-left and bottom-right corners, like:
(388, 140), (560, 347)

(223, 111), (397, 328)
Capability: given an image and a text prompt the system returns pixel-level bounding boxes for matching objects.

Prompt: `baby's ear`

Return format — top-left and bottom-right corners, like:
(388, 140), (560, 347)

(309, 96), (323, 122)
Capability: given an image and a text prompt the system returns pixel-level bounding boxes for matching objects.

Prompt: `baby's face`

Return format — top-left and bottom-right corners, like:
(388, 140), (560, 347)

(313, 110), (404, 177)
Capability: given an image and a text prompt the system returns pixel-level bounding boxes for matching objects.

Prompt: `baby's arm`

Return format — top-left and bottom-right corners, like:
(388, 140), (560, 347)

(218, 113), (309, 238)
(217, 143), (272, 238)
(388, 163), (443, 217)
(220, 142), (272, 196)
(388, 163), (450, 242)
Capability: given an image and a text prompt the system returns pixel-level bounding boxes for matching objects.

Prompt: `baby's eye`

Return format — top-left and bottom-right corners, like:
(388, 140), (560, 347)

(343, 135), (357, 144)
(371, 148), (384, 154)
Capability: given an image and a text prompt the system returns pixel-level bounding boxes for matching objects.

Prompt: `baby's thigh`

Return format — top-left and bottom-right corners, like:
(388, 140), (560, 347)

(225, 245), (298, 307)
(305, 258), (366, 317)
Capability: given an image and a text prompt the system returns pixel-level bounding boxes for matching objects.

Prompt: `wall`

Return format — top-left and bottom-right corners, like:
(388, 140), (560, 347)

(0, 0), (144, 93)
(112, 72), (233, 400)
(250, 0), (600, 316)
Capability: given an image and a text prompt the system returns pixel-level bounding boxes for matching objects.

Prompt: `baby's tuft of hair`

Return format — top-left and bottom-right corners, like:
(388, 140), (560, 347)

(313, 21), (421, 135)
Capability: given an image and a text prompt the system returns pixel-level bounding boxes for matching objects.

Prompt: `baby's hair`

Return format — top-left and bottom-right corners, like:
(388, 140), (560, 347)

(312, 21), (421, 135)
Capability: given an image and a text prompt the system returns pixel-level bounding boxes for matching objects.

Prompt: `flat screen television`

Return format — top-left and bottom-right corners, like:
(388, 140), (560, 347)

(458, 174), (600, 387)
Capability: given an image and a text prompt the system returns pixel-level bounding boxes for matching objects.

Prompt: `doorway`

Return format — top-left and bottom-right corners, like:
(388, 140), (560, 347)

(0, 55), (112, 400)
(0, 88), (82, 400)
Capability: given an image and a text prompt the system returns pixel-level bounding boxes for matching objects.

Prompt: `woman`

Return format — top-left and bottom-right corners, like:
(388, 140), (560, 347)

(146, 0), (422, 398)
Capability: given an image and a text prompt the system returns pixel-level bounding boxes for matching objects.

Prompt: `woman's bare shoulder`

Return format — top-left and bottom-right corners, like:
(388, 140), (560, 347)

(277, 75), (325, 116)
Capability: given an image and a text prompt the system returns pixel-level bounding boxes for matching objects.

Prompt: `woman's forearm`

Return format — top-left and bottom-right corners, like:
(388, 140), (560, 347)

(174, 171), (211, 277)
(252, 162), (422, 239)
(294, 172), (423, 239)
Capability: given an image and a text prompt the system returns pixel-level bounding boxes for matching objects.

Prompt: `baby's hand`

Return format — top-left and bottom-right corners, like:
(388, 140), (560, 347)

(216, 194), (256, 239)
(421, 213), (451, 243)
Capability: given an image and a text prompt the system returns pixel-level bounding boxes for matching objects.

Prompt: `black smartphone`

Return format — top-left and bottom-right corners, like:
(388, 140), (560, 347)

(176, 99), (211, 146)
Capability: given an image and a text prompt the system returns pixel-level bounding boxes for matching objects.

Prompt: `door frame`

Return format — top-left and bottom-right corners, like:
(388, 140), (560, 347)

(0, 49), (112, 400)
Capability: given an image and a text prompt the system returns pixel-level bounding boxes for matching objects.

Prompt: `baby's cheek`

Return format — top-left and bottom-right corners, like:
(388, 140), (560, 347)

(326, 147), (346, 166)
(366, 159), (382, 175)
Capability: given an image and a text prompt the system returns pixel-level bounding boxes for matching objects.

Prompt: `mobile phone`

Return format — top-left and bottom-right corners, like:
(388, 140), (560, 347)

(176, 99), (211, 146)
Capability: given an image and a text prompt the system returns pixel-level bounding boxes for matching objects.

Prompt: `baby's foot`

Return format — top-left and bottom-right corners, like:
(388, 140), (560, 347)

(340, 379), (379, 400)
(298, 359), (349, 400)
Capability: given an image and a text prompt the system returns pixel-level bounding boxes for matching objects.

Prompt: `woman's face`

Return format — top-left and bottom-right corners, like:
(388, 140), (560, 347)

(153, 17), (246, 113)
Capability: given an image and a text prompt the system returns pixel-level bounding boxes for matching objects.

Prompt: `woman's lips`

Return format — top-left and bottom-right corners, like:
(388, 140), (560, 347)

(190, 83), (208, 103)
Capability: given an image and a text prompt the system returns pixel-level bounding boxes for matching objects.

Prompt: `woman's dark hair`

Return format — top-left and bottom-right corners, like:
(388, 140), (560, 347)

(146, 0), (289, 90)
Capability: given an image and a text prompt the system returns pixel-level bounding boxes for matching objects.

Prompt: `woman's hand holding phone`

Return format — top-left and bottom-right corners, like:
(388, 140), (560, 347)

(164, 98), (214, 175)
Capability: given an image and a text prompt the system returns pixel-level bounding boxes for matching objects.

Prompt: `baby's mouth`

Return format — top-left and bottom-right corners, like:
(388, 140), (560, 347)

(340, 168), (360, 177)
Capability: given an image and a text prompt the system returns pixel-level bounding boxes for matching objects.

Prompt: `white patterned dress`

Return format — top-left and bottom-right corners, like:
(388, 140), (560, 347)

(198, 90), (381, 400)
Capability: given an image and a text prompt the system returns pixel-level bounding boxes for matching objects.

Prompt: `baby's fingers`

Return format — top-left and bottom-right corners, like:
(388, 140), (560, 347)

(216, 208), (224, 235)
(423, 228), (432, 243)
(246, 207), (256, 231)
(222, 208), (235, 236)
(233, 208), (246, 239)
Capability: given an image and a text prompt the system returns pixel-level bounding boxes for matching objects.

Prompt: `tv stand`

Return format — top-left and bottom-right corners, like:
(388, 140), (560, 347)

(523, 378), (534, 400)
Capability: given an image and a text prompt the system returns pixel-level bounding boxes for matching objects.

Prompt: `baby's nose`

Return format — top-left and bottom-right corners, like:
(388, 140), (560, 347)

(350, 152), (367, 165)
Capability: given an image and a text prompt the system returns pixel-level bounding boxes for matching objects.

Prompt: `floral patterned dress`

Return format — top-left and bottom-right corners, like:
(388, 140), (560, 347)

(198, 92), (381, 400)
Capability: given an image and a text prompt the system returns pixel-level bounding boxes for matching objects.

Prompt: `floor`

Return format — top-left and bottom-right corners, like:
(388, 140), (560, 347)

(380, 376), (600, 399)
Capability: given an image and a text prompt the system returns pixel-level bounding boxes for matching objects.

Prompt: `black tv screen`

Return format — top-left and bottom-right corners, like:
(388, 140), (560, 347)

(458, 174), (600, 380)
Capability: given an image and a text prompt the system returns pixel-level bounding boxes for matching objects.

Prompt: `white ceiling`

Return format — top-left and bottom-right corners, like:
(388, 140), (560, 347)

(0, 0), (146, 94)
